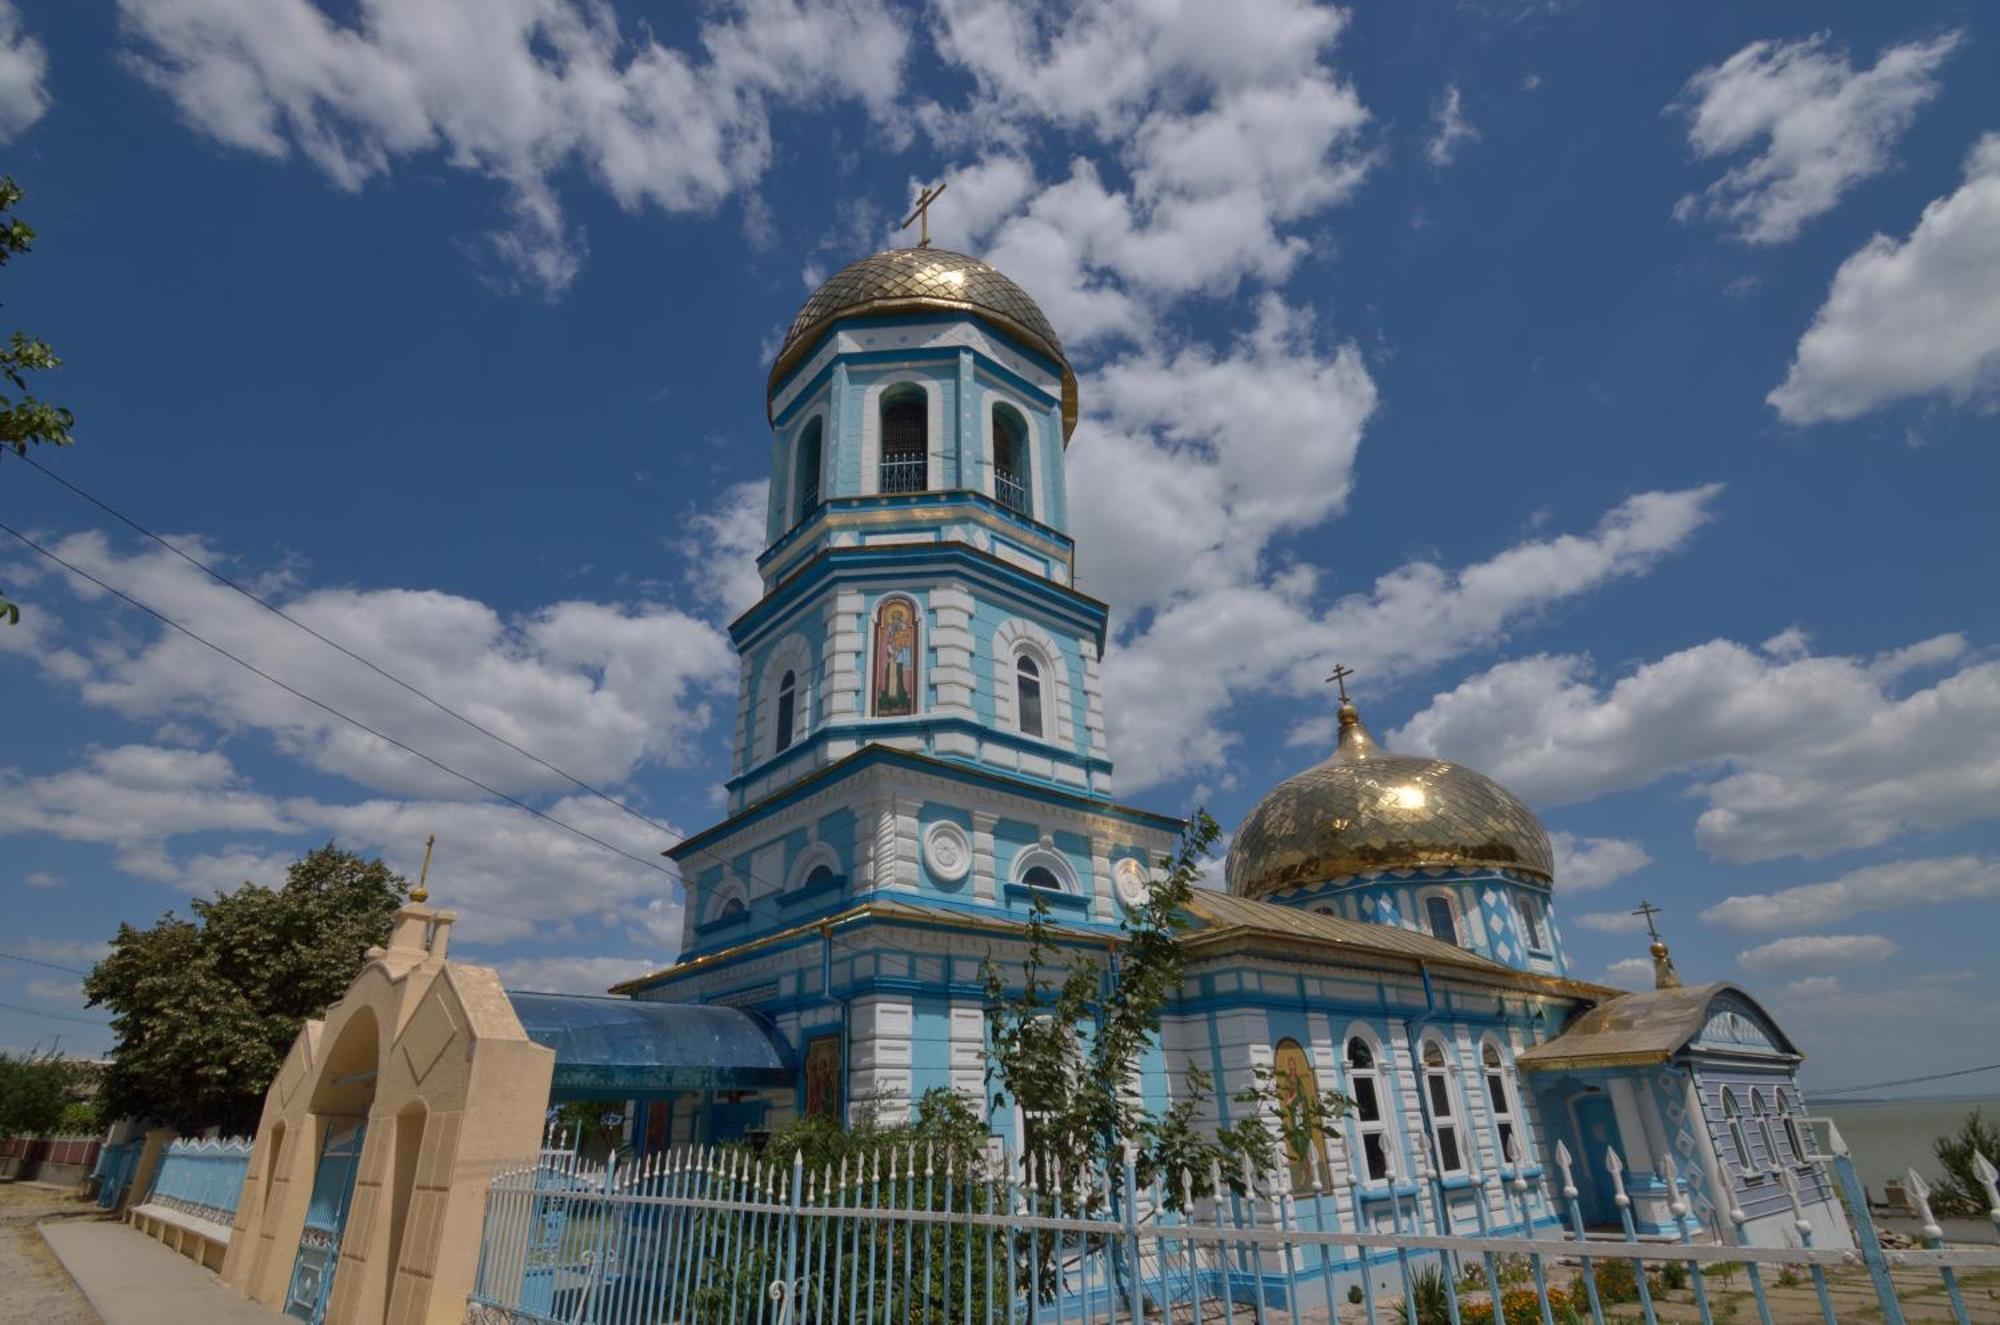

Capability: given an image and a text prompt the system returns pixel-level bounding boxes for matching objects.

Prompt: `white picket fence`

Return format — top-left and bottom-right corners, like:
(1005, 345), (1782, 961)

(466, 1131), (2000, 1325)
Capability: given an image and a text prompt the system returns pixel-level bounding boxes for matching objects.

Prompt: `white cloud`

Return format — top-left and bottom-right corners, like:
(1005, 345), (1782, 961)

(13, 937), (112, 968)
(0, 1), (49, 140)
(1735, 933), (1897, 973)
(1424, 85), (1478, 168)
(1700, 854), (2000, 932)
(1550, 833), (1651, 892)
(678, 479), (770, 622)
(1779, 975), (1840, 999)
(1768, 134), (2000, 423)
(114, 0), (911, 294)
(1671, 29), (1961, 244)
(21, 870), (63, 889)
(1396, 633), (2000, 862)
(487, 953), (660, 994)
(1572, 909), (1652, 936)
(11, 529), (735, 799)
(1603, 956), (1654, 987)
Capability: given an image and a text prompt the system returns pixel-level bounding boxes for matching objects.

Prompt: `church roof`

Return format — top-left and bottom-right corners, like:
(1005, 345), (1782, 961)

(1226, 699), (1554, 899)
(1515, 981), (1801, 1071)
(768, 247), (1079, 441)
(505, 990), (793, 1097)
(1180, 889), (1611, 998)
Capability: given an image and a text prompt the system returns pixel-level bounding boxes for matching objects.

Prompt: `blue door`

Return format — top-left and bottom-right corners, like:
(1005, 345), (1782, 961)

(1574, 1094), (1626, 1226)
(285, 1120), (367, 1323)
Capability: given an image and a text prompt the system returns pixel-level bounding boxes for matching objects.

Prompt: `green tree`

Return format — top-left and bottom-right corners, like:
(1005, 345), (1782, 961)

(1930, 1108), (2000, 1216)
(0, 176), (74, 626)
(0, 1050), (86, 1138)
(83, 843), (408, 1133)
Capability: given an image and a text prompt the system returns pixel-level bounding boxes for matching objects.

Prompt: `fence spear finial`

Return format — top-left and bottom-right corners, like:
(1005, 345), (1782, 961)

(1905, 1168), (1944, 1242)
(1555, 1140), (1578, 1199)
(1972, 1150), (2000, 1231)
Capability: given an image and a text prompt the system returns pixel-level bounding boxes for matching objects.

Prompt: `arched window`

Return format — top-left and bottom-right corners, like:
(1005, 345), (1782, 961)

(1776, 1088), (1802, 1164)
(719, 896), (746, 920)
(1515, 893), (1547, 950)
(870, 598), (920, 717)
(993, 405), (1031, 514)
(774, 669), (797, 754)
(1021, 865), (1063, 891)
(794, 418), (823, 522)
(1482, 1040), (1518, 1165)
(1421, 1037), (1465, 1175)
(1016, 654), (1045, 737)
(1274, 1039), (1330, 1193)
(879, 387), (926, 493)
(1721, 1088), (1751, 1173)
(1424, 894), (1460, 946)
(805, 863), (835, 887)
(1346, 1035), (1391, 1182)
(1751, 1089), (1781, 1172)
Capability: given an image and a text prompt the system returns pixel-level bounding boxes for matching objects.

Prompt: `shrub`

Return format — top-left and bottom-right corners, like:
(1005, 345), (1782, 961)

(1459, 1285), (1571, 1325)
(1349, 1284), (1365, 1305)
(1654, 1259), (1688, 1291)
(1931, 1110), (2000, 1216)
(1412, 1263), (1453, 1325)
(1588, 1258), (1641, 1305)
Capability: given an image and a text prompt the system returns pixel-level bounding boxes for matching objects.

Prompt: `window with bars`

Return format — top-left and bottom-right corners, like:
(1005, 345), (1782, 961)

(1422, 1037), (1465, 1175)
(794, 419), (823, 523)
(993, 405), (1031, 514)
(1346, 1035), (1391, 1182)
(880, 390), (927, 493)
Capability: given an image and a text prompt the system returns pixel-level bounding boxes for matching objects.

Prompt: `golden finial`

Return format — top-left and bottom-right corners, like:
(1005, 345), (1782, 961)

(1632, 900), (1681, 989)
(412, 833), (435, 904)
(900, 181), (948, 248)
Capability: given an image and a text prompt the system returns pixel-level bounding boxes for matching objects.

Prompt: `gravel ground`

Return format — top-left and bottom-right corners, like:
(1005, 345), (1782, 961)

(0, 1183), (101, 1325)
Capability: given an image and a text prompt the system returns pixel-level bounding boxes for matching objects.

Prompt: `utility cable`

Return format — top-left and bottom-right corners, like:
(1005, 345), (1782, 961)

(1811, 1060), (2000, 1098)
(0, 999), (109, 1025)
(0, 950), (89, 976)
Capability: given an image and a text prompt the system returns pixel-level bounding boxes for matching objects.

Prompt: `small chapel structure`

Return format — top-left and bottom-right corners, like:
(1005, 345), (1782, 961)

(592, 241), (1849, 1255)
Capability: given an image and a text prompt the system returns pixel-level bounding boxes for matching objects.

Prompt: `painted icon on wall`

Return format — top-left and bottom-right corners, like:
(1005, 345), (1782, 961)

(805, 1034), (843, 1120)
(871, 598), (919, 717)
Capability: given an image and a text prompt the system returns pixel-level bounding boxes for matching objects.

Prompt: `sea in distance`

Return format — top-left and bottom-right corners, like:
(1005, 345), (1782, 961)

(1816, 1094), (1998, 1198)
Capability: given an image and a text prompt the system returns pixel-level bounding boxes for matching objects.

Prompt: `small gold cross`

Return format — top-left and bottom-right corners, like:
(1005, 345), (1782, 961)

(413, 832), (436, 904)
(1325, 664), (1355, 702)
(901, 181), (948, 248)
(1632, 899), (1663, 942)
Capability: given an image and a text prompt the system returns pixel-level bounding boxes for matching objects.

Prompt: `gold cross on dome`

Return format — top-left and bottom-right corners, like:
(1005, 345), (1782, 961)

(413, 832), (436, 904)
(1632, 899), (1664, 942)
(1326, 664), (1355, 702)
(901, 181), (948, 248)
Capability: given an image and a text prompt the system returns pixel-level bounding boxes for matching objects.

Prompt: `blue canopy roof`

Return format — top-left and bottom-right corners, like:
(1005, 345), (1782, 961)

(505, 991), (794, 1098)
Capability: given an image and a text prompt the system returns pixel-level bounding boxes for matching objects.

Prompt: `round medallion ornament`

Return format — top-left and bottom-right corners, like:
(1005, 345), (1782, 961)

(1114, 857), (1154, 909)
(924, 821), (972, 885)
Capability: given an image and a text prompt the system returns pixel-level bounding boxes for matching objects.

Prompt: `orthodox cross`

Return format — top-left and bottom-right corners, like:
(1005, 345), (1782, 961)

(1632, 899), (1664, 942)
(901, 181), (948, 248)
(413, 832), (436, 904)
(1326, 663), (1355, 702)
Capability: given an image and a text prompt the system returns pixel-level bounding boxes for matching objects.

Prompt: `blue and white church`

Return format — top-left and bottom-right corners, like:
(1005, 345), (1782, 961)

(586, 243), (1847, 1256)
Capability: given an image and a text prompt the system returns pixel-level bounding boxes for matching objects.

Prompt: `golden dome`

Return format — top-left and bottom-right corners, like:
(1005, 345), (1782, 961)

(1225, 700), (1554, 899)
(768, 247), (1078, 442)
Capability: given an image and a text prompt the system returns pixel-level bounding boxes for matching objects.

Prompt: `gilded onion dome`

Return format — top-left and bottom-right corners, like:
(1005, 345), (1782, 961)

(768, 247), (1078, 441)
(1225, 699), (1555, 899)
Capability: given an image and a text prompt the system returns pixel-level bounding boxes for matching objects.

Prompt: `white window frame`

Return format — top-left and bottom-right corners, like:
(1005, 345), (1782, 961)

(983, 395), (1038, 520)
(1776, 1087), (1803, 1165)
(1011, 842), (1079, 894)
(1514, 891), (1550, 952)
(1420, 1034), (1468, 1177)
(1344, 1029), (1392, 1185)
(862, 376), (938, 495)
(1751, 1088), (1781, 1174)
(792, 414), (826, 525)
(709, 879), (750, 925)
(1419, 889), (1464, 947)
(758, 634), (815, 760)
(991, 620), (1074, 746)
(1721, 1087), (1754, 1176)
(1480, 1036), (1521, 1171)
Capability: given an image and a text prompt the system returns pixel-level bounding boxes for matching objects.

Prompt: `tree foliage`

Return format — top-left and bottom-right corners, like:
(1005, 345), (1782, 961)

(0, 1050), (90, 1138)
(82, 843), (407, 1133)
(0, 175), (73, 626)
(1930, 1108), (2000, 1216)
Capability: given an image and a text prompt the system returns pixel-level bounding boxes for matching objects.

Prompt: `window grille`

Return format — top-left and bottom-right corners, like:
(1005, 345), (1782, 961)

(994, 406), (1031, 513)
(880, 394), (926, 493)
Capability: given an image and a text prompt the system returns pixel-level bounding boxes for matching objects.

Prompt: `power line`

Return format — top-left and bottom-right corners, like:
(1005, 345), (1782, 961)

(0, 951), (89, 976)
(0, 494), (871, 963)
(16, 451), (682, 843)
(1812, 1060), (2000, 1099)
(0, 999), (109, 1026)
(0, 519), (678, 881)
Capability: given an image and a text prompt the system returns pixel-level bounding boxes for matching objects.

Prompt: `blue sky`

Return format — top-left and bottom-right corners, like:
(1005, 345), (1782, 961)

(1, 0), (1995, 1093)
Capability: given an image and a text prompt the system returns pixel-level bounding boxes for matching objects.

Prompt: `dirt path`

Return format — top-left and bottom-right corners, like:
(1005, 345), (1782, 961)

(0, 1184), (101, 1325)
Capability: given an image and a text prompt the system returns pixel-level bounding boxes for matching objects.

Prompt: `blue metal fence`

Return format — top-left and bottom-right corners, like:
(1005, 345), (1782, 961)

(467, 1126), (2000, 1325)
(93, 1139), (142, 1210)
(143, 1136), (254, 1227)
